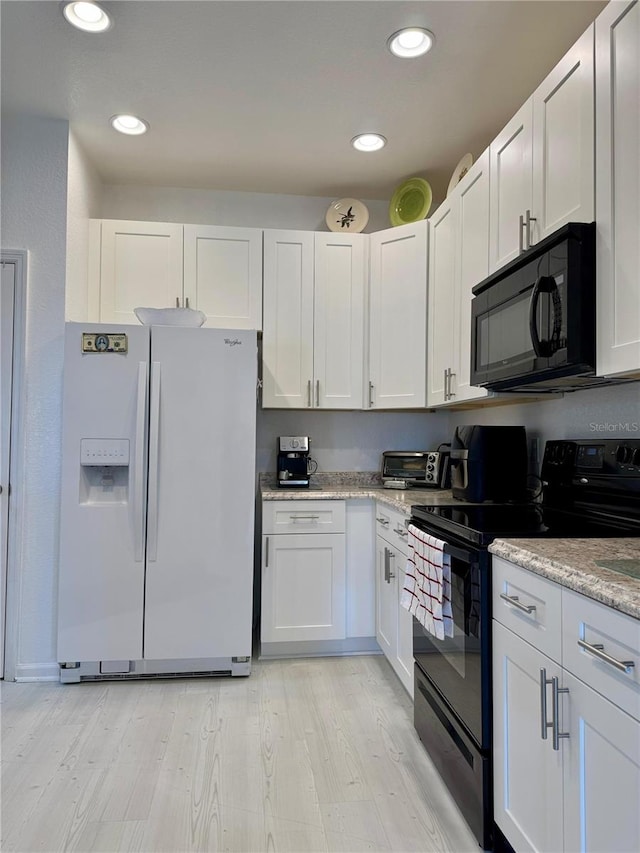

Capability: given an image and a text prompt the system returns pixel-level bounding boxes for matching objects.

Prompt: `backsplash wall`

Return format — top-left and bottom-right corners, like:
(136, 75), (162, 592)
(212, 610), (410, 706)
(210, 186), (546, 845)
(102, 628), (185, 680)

(257, 409), (450, 474)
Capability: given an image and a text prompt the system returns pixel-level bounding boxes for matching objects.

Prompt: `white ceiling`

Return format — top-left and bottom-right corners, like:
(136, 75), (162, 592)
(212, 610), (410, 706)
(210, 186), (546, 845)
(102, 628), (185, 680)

(1, 0), (606, 205)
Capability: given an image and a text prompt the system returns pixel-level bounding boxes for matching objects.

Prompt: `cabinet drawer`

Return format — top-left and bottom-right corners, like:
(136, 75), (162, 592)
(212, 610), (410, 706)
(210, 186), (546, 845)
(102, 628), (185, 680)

(492, 557), (562, 663)
(375, 503), (410, 556)
(562, 589), (640, 722)
(263, 500), (345, 535)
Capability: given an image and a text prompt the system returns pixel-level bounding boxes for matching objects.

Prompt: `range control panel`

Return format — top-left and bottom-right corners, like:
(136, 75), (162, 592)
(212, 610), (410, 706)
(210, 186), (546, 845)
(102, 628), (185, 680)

(543, 439), (640, 478)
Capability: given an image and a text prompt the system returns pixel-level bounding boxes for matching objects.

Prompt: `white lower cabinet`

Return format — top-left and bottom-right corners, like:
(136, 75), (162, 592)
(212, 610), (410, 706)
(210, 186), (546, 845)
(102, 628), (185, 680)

(261, 531), (346, 643)
(260, 499), (377, 655)
(493, 556), (640, 853)
(375, 504), (413, 697)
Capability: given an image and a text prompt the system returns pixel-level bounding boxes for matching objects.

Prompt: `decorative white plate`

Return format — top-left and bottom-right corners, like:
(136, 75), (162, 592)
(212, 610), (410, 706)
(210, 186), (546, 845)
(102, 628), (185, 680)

(134, 307), (206, 327)
(446, 153), (474, 197)
(325, 198), (369, 233)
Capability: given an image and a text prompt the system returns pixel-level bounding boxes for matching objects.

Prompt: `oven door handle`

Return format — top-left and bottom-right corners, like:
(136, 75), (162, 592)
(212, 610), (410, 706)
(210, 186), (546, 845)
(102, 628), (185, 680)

(442, 542), (476, 564)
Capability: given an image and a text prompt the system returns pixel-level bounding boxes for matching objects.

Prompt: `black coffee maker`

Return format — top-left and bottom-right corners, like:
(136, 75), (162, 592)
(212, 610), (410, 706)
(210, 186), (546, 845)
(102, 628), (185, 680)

(277, 436), (311, 488)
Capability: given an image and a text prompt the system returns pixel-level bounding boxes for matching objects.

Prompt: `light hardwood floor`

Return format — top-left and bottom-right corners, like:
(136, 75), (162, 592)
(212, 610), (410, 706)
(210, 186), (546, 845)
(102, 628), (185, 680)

(1, 655), (478, 853)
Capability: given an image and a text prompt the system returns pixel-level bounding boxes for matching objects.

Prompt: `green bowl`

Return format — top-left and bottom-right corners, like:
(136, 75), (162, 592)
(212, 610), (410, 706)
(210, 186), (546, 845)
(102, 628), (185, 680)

(389, 177), (432, 226)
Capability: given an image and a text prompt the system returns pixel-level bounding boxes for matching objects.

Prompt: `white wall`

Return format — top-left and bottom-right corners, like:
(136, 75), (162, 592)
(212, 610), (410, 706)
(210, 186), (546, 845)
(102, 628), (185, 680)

(1, 113), (69, 680)
(65, 132), (104, 321)
(258, 409), (450, 474)
(101, 184), (390, 232)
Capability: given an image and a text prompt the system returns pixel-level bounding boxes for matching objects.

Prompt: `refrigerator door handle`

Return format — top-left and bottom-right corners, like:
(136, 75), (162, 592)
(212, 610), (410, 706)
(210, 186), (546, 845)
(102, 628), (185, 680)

(133, 361), (148, 562)
(147, 361), (161, 562)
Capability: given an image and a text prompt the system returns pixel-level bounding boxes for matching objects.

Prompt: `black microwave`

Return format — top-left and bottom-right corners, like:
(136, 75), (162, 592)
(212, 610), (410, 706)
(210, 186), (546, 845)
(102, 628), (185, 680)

(470, 222), (605, 392)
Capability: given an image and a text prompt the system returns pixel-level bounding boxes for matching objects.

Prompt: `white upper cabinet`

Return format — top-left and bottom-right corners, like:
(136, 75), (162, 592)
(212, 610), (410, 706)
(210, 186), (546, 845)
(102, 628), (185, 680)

(489, 100), (534, 271)
(428, 151), (490, 407)
(489, 25), (594, 271)
(456, 151), (491, 402)
(262, 230), (367, 409)
(313, 233), (367, 409)
(595, 0), (640, 378)
(95, 220), (184, 325)
(90, 219), (263, 328)
(183, 225), (263, 329)
(369, 220), (428, 409)
(262, 230), (315, 408)
(427, 196), (458, 406)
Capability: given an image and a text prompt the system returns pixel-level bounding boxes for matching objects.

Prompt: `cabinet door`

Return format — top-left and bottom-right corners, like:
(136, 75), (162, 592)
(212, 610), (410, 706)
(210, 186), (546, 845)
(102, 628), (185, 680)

(455, 150), (490, 403)
(493, 622), (564, 853)
(395, 550), (414, 698)
(563, 670), (640, 853)
(262, 230), (315, 408)
(314, 233), (367, 409)
(489, 100), (534, 272)
(261, 533), (346, 643)
(369, 221), (428, 408)
(596, 0), (640, 378)
(427, 197), (458, 407)
(532, 25), (595, 244)
(183, 225), (262, 329)
(97, 220), (183, 324)
(375, 535), (397, 659)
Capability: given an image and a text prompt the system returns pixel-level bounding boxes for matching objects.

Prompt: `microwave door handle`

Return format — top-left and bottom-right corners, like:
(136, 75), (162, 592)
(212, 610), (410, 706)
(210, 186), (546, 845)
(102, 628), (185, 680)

(529, 275), (559, 358)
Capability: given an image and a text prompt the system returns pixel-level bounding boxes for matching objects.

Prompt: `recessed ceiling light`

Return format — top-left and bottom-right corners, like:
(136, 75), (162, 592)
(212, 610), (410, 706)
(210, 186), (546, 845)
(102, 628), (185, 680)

(351, 133), (386, 153)
(387, 27), (435, 59)
(62, 1), (112, 33)
(110, 115), (149, 136)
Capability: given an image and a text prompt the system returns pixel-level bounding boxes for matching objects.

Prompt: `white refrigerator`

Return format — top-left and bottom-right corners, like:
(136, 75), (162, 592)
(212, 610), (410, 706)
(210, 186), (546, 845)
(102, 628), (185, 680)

(57, 322), (257, 682)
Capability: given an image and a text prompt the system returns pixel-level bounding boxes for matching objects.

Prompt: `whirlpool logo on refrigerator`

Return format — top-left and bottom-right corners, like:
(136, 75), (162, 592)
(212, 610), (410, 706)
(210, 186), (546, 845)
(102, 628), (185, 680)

(224, 338), (242, 347)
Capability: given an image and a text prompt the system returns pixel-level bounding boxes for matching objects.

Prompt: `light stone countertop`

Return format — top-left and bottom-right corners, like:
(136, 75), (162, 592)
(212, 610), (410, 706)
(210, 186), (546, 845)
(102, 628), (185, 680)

(260, 483), (456, 514)
(490, 538), (640, 621)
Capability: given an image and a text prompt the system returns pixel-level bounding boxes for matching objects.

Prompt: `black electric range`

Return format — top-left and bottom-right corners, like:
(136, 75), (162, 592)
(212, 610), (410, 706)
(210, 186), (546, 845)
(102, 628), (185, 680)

(409, 438), (640, 852)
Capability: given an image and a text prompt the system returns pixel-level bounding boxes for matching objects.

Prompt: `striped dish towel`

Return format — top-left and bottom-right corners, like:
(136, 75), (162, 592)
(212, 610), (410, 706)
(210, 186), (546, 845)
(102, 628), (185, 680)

(401, 524), (453, 640)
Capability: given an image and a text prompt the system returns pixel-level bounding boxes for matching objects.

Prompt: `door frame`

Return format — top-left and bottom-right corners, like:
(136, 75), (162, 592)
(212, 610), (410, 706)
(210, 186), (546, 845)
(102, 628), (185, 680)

(1, 249), (27, 680)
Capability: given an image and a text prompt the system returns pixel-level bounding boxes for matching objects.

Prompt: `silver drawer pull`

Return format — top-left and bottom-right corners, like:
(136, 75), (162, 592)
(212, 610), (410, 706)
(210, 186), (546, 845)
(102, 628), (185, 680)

(376, 516), (389, 526)
(577, 639), (635, 674)
(394, 525), (408, 538)
(500, 593), (537, 614)
(290, 514), (320, 521)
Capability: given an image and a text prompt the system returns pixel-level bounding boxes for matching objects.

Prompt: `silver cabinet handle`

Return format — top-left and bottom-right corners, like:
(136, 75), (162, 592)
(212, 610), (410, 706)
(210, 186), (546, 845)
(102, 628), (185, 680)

(577, 639), (635, 674)
(376, 516), (389, 526)
(394, 525), (408, 538)
(307, 379), (312, 407)
(443, 368), (449, 401)
(185, 296), (190, 309)
(525, 209), (537, 250)
(519, 214), (525, 255)
(369, 381), (375, 407)
(384, 547), (396, 582)
(175, 296), (180, 308)
(500, 592), (537, 614)
(316, 379), (320, 407)
(447, 368), (456, 398)
(290, 514), (320, 521)
(539, 668), (553, 740)
(551, 676), (569, 751)
(265, 536), (269, 568)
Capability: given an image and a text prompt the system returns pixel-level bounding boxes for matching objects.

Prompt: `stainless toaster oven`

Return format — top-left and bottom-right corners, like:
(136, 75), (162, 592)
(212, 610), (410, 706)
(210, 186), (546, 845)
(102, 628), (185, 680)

(381, 450), (450, 489)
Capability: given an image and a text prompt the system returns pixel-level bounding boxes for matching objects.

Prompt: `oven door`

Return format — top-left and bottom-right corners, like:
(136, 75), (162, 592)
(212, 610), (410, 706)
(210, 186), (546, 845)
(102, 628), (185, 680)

(412, 537), (491, 748)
